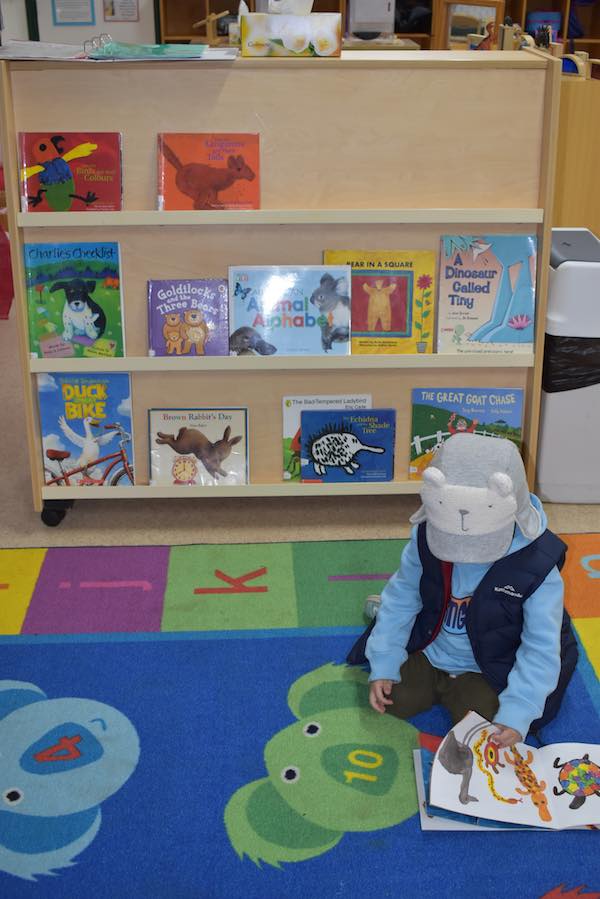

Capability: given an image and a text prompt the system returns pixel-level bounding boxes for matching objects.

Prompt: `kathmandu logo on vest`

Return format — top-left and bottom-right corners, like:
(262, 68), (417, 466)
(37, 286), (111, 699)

(494, 584), (524, 598)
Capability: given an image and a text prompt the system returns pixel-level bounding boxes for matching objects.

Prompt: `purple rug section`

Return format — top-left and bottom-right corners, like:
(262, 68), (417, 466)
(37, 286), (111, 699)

(22, 546), (169, 634)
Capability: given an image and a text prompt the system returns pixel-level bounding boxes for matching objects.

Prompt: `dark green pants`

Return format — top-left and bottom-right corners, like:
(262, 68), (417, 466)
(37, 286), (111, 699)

(388, 652), (499, 725)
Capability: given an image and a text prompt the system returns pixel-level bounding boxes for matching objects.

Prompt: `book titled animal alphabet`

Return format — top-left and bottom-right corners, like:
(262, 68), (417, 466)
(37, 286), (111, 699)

(149, 408), (249, 486)
(429, 711), (600, 829)
(157, 133), (260, 210)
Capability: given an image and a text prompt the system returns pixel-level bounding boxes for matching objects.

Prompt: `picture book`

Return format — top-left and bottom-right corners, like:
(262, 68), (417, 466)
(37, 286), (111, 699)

(429, 712), (600, 830)
(24, 242), (125, 359)
(37, 372), (134, 487)
(157, 133), (260, 210)
(409, 387), (524, 480)
(323, 249), (436, 354)
(229, 265), (351, 356)
(282, 393), (372, 481)
(413, 750), (544, 831)
(19, 132), (122, 212)
(437, 234), (537, 354)
(147, 279), (229, 356)
(300, 408), (395, 483)
(148, 408), (249, 486)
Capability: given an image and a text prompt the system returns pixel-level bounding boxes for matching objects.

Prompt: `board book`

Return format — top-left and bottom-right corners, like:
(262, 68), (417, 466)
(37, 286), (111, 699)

(409, 387), (523, 480)
(323, 249), (435, 354)
(429, 712), (600, 830)
(282, 393), (372, 481)
(437, 234), (537, 354)
(147, 279), (229, 356)
(300, 408), (395, 483)
(229, 265), (352, 356)
(37, 372), (134, 487)
(24, 242), (124, 359)
(19, 132), (122, 212)
(157, 133), (260, 210)
(148, 408), (249, 486)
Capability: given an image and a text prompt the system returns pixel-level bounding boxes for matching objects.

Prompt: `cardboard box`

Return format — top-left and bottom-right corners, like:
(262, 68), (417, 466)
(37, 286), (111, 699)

(241, 13), (342, 57)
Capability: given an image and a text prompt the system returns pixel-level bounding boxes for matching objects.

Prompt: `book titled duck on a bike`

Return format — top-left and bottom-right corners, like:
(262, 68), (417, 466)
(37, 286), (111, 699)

(37, 371), (134, 487)
(24, 241), (125, 359)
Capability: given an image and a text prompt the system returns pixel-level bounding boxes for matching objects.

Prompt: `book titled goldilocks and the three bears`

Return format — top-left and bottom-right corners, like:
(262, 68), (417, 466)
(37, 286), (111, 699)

(19, 132), (534, 487)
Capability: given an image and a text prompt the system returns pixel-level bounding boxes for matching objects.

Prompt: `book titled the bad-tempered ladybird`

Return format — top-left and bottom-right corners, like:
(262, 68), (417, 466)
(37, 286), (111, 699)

(301, 408), (396, 482)
(19, 132), (122, 212)
(323, 249), (436, 354)
(409, 386), (524, 480)
(148, 279), (229, 356)
(229, 265), (352, 356)
(37, 371), (134, 487)
(437, 234), (537, 354)
(24, 242), (124, 359)
(157, 133), (260, 210)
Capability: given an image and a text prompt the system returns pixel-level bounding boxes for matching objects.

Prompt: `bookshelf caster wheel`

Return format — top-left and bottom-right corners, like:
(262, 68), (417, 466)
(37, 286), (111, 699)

(41, 500), (74, 528)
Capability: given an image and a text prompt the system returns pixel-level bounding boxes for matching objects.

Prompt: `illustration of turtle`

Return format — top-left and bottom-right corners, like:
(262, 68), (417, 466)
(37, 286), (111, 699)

(307, 427), (385, 476)
(224, 663), (440, 867)
(553, 754), (600, 809)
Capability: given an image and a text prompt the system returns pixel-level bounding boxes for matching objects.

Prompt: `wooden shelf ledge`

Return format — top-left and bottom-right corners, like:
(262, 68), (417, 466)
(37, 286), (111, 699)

(42, 482), (423, 500)
(17, 208), (545, 227)
(29, 354), (535, 373)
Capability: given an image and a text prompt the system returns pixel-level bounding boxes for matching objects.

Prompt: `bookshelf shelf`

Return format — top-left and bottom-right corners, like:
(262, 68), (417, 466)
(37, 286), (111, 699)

(0, 51), (561, 516)
(29, 354), (536, 374)
(17, 209), (545, 228)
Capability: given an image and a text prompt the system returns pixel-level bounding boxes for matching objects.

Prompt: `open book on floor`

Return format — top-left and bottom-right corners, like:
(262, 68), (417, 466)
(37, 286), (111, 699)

(427, 712), (600, 830)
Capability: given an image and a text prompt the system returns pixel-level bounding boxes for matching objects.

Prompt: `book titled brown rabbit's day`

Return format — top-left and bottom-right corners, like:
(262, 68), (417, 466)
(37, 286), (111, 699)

(157, 133), (260, 210)
(148, 408), (249, 486)
(229, 265), (351, 356)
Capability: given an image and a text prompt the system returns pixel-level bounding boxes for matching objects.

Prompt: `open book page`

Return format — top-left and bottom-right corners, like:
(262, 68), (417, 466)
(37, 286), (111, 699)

(429, 712), (600, 830)
(537, 741), (600, 829)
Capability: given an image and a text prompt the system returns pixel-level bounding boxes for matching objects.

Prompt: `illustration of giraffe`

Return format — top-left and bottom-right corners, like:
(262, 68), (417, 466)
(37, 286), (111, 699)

(504, 746), (552, 823)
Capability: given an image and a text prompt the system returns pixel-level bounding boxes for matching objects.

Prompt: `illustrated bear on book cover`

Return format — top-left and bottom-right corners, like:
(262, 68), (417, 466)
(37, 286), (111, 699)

(157, 133), (260, 210)
(148, 279), (229, 356)
(19, 132), (122, 212)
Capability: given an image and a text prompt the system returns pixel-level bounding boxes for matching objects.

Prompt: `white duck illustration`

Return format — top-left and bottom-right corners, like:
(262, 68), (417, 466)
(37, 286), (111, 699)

(58, 415), (115, 478)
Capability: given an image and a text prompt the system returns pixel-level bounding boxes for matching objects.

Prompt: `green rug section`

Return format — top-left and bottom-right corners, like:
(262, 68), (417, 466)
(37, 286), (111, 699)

(161, 538), (407, 632)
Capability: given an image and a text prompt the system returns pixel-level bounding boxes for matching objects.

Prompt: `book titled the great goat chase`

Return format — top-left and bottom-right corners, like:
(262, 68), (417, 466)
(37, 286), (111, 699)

(437, 234), (537, 354)
(24, 241), (124, 359)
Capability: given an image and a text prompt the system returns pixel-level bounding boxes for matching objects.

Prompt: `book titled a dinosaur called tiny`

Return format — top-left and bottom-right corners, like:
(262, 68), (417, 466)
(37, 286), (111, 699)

(157, 133), (260, 211)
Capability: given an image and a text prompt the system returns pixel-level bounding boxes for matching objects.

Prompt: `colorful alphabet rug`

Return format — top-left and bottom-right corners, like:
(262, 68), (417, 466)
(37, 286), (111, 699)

(0, 535), (599, 899)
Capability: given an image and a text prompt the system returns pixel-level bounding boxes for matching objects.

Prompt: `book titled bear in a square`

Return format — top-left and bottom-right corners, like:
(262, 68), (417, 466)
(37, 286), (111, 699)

(149, 408), (249, 486)
(148, 279), (229, 356)
(19, 132), (122, 212)
(157, 133), (260, 210)
(301, 409), (395, 483)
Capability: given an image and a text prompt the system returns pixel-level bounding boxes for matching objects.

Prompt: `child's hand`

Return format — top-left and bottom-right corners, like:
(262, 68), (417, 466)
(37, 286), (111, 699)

(369, 679), (394, 714)
(493, 724), (522, 748)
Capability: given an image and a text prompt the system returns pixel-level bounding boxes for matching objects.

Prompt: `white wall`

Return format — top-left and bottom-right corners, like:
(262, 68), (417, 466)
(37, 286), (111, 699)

(1, 0), (29, 40)
(36, 0), (156, 45)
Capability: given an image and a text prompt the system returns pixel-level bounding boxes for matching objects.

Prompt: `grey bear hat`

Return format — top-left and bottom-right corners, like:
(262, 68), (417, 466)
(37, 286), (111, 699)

(409, 433), (542, 563)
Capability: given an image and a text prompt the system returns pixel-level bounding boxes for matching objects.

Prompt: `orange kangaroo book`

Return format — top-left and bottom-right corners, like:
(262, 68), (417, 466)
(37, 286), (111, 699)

(157, 133), (260, 210)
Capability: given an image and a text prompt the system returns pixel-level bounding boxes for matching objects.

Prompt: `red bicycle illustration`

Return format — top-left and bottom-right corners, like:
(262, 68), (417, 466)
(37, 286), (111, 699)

(44, 419), (134, 487)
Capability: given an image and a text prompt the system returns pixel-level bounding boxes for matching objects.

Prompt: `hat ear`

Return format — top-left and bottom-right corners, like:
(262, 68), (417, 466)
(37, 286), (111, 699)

(488, 472), (514, 497)
(422, 466), (446, 488)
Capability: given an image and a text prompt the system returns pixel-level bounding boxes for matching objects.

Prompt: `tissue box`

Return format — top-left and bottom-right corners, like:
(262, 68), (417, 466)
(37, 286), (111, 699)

(240, 13), (342, 57)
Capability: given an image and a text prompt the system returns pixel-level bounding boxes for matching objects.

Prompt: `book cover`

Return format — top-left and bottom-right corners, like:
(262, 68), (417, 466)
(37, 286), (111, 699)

(300, 408), (395, 483)
(429, 712), (600, 830)
(229, 265), (351, 356)
(409, 387), (524, 480)
(157, 133), (260, 210)
(147, 279), (229, 356)
(19, 132), (122, 212)
(149, 408), (249, 486)
(24, 242), (124, 359)
(437, 234), (537, 354)
(282, 393), (372, 481)
(37, 371), (134, 487)
(323, 249), (436, 354)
